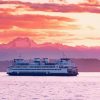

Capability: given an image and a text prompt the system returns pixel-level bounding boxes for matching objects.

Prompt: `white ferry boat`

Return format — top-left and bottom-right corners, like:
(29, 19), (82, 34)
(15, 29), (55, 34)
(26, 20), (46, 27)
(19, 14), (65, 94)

(7, 58), (78, 76)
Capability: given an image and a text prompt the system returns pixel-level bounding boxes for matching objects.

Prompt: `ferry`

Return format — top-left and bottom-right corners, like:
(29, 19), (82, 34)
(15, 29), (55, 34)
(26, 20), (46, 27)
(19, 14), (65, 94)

(7, 58), (78, 76)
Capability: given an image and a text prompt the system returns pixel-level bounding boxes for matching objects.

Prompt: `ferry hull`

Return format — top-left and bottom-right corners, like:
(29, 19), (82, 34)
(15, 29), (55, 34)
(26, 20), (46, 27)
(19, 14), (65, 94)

(7, 72), (78, 76)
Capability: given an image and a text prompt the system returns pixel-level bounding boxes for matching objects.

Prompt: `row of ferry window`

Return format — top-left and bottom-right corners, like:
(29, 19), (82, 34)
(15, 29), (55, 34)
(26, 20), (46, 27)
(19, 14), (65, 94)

(12, 69), (61, 70)
(12, 66), (67, 68)
(12, 66), (56, 68)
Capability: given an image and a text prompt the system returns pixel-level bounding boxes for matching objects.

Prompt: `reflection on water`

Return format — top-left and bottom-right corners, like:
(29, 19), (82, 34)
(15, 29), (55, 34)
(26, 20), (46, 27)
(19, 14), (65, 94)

(0, 72), (100, 100)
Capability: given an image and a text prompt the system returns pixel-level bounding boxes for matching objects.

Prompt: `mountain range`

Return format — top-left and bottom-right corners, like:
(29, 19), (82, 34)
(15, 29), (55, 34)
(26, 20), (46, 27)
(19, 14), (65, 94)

(0, 37), (100, 60)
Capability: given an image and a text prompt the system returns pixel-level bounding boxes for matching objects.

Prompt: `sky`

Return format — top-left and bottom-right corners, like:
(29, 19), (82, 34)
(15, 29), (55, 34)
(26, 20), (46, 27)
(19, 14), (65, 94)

(0, 0), (100, 47)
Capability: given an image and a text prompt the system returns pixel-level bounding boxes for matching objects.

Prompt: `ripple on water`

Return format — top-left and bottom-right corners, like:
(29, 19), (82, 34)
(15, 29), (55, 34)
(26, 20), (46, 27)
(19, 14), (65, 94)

(0, 72), (100, 100)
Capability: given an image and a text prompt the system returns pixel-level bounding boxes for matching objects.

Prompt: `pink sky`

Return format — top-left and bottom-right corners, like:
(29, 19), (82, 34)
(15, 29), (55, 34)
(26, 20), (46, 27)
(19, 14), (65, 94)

(0, 0), (100, 47)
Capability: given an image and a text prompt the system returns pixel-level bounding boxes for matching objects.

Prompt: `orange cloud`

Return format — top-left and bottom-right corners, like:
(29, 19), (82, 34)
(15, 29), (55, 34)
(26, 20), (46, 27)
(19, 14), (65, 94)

(87, 0), (99, 4)
(0, 13), (76, 29)
(0, 30), (75, 44)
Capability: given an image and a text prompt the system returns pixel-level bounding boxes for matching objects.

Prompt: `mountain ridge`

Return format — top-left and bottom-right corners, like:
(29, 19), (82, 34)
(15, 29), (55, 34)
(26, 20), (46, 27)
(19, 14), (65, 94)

(0, 37), (100, 60)
(1, 37), (100, 48)
(0, 37), (65, 48)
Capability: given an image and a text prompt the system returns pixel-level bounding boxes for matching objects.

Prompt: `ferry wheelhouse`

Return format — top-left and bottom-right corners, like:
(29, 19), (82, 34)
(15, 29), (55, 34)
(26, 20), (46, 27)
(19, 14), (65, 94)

(7, 58), (78, 76)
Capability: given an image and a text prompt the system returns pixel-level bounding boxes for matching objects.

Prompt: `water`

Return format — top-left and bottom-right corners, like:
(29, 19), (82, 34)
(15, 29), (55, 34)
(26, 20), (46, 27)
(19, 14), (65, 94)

(0, 72), (100, 100)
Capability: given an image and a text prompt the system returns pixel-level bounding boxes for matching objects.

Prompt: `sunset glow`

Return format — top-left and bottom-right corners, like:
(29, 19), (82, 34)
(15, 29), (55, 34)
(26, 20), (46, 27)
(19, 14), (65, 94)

(0, 0), (100, 47)
(67, 0), (85, 4)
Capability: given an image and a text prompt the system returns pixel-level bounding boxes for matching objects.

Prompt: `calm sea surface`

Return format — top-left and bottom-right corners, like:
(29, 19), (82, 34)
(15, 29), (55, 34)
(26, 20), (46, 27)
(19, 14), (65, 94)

(0, 72), (100, 100)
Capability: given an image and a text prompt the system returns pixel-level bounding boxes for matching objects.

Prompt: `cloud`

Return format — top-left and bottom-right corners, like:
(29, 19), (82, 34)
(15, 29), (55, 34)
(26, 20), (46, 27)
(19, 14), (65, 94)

(0, 13), (76, 29)
(0, 0), (100, 47)
(87, 0), (100, 4)
(0, 1), (100, 13)
(0, 30), (75, 44)
(86, 37), (100, 40)
(22, 3), (100, 13)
